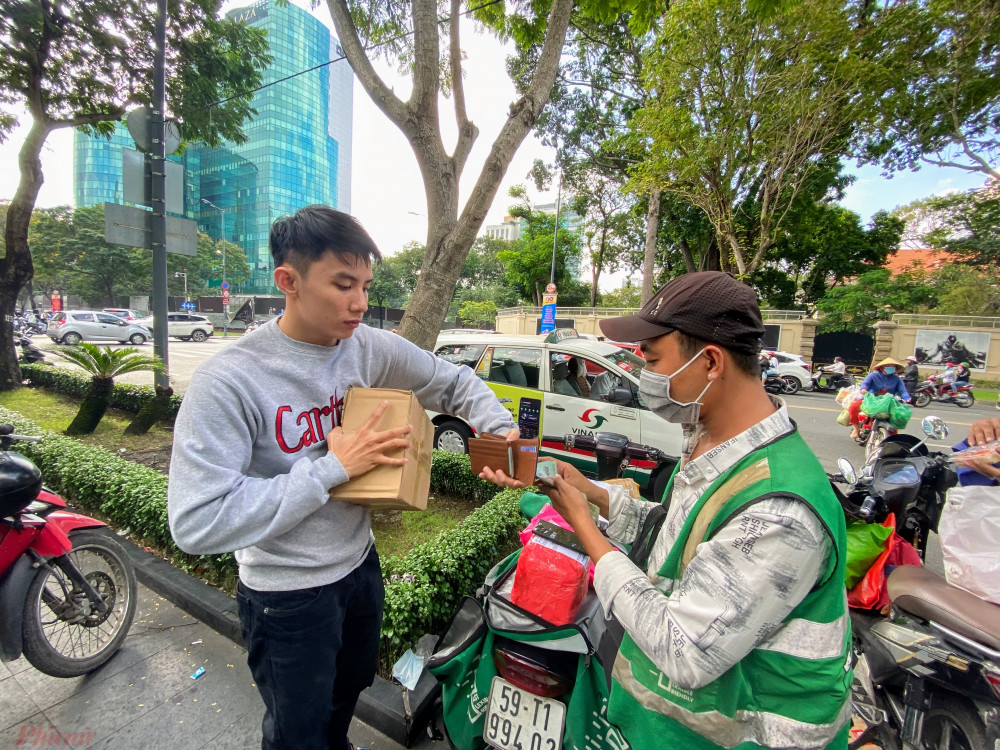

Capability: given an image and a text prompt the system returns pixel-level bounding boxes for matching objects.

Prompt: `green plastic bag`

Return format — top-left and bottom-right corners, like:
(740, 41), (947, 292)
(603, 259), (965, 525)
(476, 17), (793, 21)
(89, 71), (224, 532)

(861, 392), (894, 419)
(845, 519), (893, 588)
(888, 399), (913, 430)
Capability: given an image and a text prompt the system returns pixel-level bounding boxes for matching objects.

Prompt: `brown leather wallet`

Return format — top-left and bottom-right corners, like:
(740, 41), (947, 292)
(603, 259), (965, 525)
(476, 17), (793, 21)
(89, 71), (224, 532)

(468, 433), (540, 485)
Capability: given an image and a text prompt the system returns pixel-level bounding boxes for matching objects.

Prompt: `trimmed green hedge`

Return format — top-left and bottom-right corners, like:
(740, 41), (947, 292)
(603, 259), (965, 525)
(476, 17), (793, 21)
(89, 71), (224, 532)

(0, 406), (524, 656)
(20, 364), (183, 420)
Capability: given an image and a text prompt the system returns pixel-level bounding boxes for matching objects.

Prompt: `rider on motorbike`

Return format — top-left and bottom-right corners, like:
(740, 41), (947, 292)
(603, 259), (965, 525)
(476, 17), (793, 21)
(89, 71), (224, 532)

(948, 361), (972, 396)
(849, 358), (909, 440)
(812, 356), (846, 389)
(901, 355), (919, 396)
(481, 272), (852, 750)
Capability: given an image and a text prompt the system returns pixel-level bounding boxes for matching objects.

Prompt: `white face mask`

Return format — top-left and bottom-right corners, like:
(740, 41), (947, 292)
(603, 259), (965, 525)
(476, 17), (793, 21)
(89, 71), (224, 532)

(638, 347), (713, 424)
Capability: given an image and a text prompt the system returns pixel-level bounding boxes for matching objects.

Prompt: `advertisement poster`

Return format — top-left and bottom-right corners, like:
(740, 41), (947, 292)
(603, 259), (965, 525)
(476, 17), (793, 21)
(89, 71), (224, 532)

(540, 292), (558, 334)
(913, 329), (990, 370)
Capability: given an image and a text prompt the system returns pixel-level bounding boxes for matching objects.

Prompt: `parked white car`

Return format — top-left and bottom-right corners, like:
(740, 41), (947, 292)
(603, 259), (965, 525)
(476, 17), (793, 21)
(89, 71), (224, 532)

(136, 313), (214, 342)
(429, 330), (683, 500)
(764, 349), (812, 392)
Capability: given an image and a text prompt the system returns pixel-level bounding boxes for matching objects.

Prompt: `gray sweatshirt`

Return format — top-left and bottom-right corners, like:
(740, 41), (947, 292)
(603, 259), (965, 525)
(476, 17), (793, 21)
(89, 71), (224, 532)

(167, 320), (515, 591)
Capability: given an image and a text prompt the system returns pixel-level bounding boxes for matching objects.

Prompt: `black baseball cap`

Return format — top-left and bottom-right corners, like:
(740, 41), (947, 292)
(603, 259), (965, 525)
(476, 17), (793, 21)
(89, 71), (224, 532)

(600, 271), (765, 354)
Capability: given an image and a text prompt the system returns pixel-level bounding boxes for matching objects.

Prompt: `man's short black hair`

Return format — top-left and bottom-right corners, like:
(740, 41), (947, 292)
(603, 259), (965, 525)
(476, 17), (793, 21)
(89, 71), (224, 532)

(676, 331), (760, 379)
(269, 205), (382, 272)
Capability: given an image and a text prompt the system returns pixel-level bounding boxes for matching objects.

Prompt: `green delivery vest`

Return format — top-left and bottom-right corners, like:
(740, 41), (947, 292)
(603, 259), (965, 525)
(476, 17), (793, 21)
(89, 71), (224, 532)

(608, 430), (852, 750)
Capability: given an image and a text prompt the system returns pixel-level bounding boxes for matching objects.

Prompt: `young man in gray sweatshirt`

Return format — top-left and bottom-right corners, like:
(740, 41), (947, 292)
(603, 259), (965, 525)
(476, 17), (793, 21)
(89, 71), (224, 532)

(167, 206), (518, 750)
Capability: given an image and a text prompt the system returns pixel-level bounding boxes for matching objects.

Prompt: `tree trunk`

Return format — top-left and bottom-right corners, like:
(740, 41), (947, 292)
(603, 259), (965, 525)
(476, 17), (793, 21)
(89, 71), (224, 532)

(641, 189), (661, 304)
(327, 0), (574, 351)
(125, 384), (174, 435)
(66, 377), (114, 436)
(679, 238), (697, 274)
(0, 120), (50, 391)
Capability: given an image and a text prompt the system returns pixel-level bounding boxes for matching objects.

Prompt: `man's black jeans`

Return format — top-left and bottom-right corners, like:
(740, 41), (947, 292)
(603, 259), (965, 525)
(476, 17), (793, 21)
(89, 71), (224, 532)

(237, 546), (385, 750)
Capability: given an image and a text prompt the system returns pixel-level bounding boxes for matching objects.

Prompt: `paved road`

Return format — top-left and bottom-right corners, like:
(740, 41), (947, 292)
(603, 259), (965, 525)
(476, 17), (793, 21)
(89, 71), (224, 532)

(29, 334), (995, 464)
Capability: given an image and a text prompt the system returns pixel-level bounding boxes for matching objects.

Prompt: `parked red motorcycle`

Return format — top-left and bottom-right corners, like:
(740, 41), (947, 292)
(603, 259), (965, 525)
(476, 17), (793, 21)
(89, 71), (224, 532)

(911, 375), (975, 408)
(0, 424), (136, 677)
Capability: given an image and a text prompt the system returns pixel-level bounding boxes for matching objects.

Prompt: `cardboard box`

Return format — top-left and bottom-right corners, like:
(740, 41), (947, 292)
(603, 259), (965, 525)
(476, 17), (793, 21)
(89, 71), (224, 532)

(328, 388), (433, 511)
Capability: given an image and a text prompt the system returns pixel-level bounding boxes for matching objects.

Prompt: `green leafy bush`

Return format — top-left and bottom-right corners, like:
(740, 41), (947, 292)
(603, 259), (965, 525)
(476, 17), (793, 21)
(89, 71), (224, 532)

(0, 405), (525, 657)
(380, 487), (525, 662)
(21, 364), (184, 419)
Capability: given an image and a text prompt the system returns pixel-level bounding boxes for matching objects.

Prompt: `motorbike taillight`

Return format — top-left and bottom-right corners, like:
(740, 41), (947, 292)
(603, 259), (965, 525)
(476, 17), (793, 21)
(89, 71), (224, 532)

(985, 671), (1000, 702)
(493, 648), (575, 699)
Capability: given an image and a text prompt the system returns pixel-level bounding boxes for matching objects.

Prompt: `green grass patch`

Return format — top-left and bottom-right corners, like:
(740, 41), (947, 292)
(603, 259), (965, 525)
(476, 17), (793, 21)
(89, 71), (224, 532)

(0, 385), (173, 454)
(371, 494), (480, 559)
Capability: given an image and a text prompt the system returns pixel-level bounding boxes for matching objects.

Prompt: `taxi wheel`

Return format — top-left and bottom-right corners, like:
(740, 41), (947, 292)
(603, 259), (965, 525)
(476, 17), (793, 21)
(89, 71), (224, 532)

(434, 420), (471, 454)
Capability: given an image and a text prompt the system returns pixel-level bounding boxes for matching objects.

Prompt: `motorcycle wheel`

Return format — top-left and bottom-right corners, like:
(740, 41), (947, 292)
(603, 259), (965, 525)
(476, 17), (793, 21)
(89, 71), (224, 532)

(781, 376), (800, 395)
(921, 697), (986, 750)
(955, 391), (975, 408)
(21, 530), (137, 677)
(913, 391), (931, 408)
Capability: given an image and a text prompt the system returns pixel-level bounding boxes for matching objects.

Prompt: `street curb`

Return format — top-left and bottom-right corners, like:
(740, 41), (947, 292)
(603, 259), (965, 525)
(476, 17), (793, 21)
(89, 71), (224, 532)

(94, 527), (437, 747)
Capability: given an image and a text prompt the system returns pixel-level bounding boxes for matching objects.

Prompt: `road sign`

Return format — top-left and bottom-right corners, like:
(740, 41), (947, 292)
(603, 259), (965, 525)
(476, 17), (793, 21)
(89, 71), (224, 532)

(180, 301), (196, 311)
(104, 203), (197, 256)
(127, 106), (181, 155)
(123, 148), (184, 214)
(221, 282), (229, 290)
(222, 290), (230, 305)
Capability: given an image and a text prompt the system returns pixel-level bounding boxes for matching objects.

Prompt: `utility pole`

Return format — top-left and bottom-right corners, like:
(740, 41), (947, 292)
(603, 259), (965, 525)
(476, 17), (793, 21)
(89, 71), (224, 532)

(202, 198), (227, 337)
(150, 0), (169, 388)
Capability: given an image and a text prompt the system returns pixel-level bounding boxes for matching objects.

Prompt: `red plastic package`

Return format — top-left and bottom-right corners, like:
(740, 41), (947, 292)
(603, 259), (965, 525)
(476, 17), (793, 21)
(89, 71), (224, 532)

(510, 536), (589, 625)
(847, 513), (922, 611)
(519, 505), (595, 584)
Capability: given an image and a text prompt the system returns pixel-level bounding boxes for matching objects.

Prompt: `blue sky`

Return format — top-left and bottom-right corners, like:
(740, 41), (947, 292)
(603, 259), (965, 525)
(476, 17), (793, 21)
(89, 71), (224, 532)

(839, 162), (987, 224)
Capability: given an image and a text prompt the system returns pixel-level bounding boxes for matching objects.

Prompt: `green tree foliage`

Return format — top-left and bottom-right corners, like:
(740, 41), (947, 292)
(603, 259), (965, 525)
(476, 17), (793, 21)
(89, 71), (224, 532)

(918, 187), (1000, 265)
(448, 236), (520, 318)
(570, 174), (641, 307)
(864, 0), (1000, 179)
(774, 205), (904, 303)
(49, 343), (165, 435)
(457, 300), (497, 328)
(0, 0), (271, 389)
(632, 0), (882, 276)
(815, 269), (937, 334)
(599, 281), (642, 308)
(27, 205), (249, 305)
(497, 187), (582, 306)
(928, 264), (1000, 316)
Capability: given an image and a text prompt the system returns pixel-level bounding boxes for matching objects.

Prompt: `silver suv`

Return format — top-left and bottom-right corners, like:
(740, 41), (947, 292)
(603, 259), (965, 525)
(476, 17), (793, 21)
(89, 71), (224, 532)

(47, 311), (151, 345)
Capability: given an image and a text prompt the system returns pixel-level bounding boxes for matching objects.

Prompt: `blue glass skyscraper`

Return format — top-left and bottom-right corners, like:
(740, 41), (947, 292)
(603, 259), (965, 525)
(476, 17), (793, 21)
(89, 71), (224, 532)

(73, 0), (354, 294)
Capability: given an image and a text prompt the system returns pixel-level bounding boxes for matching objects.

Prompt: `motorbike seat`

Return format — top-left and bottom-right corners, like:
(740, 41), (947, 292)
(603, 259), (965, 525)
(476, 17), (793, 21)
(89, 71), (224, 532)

(887, 565), (1000, 651)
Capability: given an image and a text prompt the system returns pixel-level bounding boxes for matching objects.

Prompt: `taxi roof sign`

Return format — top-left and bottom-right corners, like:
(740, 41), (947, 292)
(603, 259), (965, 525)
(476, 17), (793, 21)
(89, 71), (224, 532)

(544, 328), (579, 344)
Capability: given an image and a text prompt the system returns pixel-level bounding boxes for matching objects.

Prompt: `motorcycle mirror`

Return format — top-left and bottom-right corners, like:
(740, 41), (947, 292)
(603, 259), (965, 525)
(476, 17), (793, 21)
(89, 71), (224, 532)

(921, 416), (949, 440)
(837, 457), (857, 485)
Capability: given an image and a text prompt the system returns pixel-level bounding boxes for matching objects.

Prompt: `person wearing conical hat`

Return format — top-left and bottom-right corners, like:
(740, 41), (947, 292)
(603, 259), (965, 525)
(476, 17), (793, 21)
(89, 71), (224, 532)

(848, 357), (910, 439)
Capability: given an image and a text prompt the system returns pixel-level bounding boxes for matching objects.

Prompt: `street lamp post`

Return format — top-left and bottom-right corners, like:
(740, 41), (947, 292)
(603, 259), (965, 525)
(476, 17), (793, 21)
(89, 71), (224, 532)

(202, 199), (227, 337)
(174, 270), (188, 301)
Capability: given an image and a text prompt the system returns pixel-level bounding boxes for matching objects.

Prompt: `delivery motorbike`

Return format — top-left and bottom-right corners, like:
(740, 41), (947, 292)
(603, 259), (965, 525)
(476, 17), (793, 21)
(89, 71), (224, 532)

(911, 376), (975, 409)
(428, 432), (671, 750)
(763, 372), (799, 395)
(0, 425), (137, 677)
(829, 417), (1000, 749)
(805, 369), (856, 393)
(16, 335), (47, 365)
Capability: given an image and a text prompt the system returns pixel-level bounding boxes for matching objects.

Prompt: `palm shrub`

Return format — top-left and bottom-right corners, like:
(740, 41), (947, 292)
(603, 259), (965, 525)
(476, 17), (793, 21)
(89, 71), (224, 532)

(49, 344), (165, 435)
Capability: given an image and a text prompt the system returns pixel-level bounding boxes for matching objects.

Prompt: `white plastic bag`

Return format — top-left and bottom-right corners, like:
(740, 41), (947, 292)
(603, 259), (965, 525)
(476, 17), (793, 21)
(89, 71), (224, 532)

(938, 485), (1000, 605)
(836, 385), (861, 407)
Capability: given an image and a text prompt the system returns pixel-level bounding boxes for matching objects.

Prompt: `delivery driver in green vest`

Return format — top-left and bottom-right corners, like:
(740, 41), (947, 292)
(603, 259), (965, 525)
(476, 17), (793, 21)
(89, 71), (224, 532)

(480, 271), (851, 750)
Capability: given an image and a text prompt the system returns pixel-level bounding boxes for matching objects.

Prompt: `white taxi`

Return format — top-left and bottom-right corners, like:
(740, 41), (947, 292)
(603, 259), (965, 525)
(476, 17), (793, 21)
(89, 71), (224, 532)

(430, 330), (683, 499)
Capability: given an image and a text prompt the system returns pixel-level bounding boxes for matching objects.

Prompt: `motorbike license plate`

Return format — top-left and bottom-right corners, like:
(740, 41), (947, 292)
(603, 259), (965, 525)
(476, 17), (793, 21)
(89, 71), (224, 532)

(484, 676), (565, 750)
